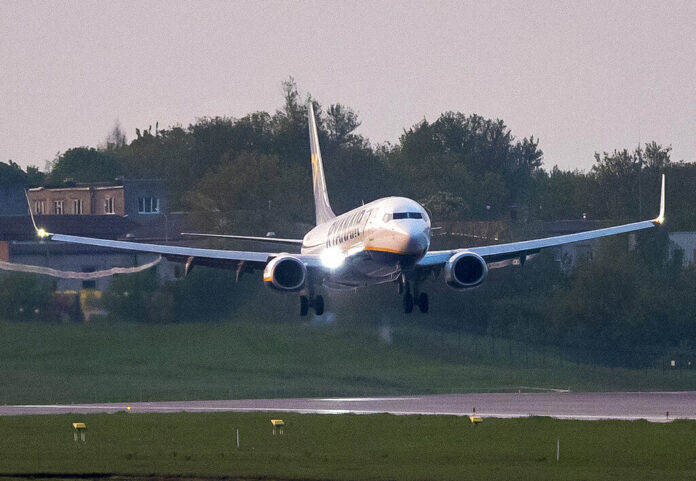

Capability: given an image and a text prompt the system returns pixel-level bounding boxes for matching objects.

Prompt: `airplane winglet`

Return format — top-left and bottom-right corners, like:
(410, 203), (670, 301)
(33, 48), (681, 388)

(24, 189), (50, 238)
(655, 174), (665, 225)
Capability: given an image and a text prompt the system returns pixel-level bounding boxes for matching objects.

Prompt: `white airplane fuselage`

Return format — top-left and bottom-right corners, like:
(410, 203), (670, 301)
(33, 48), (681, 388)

(301, 196), (431, 289)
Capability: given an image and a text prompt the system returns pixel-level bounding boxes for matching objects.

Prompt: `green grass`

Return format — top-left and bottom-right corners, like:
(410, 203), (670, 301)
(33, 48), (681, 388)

(0, 412), (695, 480)
(0, 319), (695, 405)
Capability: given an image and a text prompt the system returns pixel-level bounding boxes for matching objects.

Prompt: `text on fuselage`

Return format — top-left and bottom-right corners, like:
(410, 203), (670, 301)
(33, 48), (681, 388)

(326, 209), (372, 247)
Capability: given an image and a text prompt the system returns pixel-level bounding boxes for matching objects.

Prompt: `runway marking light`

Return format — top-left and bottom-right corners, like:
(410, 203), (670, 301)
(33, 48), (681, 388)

(271, 419), (285, 435)
(72, 422), (87, 442)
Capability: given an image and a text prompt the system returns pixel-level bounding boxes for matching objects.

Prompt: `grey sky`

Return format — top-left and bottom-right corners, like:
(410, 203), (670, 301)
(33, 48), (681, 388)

(1, 0), (694, 172)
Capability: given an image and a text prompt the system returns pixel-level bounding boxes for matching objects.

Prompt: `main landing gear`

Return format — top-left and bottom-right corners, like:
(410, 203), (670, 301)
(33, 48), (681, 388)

(300, 294), (324, 316)
(399, 278), (429, 314)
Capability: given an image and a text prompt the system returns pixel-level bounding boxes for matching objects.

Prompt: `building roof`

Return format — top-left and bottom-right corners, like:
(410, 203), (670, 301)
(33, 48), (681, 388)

(29, 185), (124, 193)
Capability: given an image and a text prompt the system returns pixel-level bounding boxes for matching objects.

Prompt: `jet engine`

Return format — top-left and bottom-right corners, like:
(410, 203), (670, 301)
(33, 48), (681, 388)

(263, 255), (307, 292)
(444, 251), (488, 289)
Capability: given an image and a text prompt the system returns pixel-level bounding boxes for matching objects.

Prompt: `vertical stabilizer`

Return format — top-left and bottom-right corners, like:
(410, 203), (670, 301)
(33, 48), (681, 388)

(308, 103), (336, 225)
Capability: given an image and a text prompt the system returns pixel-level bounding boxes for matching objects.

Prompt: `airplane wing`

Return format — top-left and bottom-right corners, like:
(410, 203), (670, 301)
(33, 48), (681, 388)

(38, 232), (323, 273)
(419, 174), (666, 268)
(181, 232), (304, 245)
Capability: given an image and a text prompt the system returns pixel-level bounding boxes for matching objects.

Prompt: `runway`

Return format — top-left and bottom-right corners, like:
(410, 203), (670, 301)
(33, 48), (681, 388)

(2, 392), (696, 421)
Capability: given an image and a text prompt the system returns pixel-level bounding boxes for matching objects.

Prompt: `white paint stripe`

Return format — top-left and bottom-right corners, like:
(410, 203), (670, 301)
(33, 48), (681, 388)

(10, 405), (688, 422)
(317, 397), (422, 402)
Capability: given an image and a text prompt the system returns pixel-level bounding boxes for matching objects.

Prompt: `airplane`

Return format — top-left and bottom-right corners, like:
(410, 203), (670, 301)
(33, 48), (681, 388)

(32, 104), (666, 316)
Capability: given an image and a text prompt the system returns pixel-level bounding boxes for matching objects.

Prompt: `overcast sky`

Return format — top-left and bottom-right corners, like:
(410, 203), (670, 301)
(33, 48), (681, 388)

(1, 0), (694, 172)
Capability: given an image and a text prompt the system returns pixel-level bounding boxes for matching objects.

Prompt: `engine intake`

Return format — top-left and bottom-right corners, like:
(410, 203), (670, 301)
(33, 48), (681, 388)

(444, 251), (488, 289)
(263, 255), (307, 292)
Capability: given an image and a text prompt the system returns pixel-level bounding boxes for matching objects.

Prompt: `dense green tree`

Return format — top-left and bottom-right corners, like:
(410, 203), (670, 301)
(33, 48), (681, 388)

(0, 160), (28, 186)
(0, 160), (44, 187)
(47, 147), (123, 185)
(387, 112), (543, 220)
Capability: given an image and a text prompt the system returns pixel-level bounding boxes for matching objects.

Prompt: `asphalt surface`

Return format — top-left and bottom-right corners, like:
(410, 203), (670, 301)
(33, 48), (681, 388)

(2, 392), (695, 421)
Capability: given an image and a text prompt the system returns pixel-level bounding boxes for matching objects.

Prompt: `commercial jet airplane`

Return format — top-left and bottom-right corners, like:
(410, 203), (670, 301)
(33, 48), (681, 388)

(33, 104), (666, 316)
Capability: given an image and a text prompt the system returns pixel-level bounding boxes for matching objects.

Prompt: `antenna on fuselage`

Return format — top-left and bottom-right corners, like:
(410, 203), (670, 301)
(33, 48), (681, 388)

(308, 103), (336, 225)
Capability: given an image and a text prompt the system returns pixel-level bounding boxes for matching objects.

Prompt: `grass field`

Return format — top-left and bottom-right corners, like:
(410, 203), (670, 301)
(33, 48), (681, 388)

(0, 319), (695, 405)
(0, 412), (695, 480)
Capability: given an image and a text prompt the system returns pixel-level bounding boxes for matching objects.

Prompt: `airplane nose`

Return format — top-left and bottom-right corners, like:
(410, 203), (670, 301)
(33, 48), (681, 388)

(408, 231), (429, 255)
(394, 223), (430, 256)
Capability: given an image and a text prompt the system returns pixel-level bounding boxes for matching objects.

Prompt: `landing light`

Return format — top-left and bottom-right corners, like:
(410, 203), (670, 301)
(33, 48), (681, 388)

(37, 228), (48, 238)
(320, 248), (345, 269)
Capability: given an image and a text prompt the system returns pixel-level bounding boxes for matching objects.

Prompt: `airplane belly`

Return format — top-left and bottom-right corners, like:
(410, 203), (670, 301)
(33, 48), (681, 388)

(321, 250), (419, 289)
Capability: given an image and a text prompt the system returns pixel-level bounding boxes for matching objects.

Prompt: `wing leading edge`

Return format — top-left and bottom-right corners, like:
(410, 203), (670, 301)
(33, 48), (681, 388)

(45, 233), (323, 269)
(419, 174), (666, 268)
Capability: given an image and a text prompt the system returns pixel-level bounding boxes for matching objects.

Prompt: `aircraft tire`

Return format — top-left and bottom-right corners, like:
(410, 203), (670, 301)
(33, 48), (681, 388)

(300, 296), (309, 316)
(403, 292), (414, 314)
(418, 293), (429, 313)
(314, 295), (325, 316)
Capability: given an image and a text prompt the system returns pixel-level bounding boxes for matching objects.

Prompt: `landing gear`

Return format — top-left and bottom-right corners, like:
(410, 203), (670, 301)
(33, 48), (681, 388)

(403, 291), (414, 314)
(300, 296), (309, 316)
(398, 276), (429, 314)
(417, 292), (429, 313)
(299, 294), (324, 316)
(313, 295), (324, 316)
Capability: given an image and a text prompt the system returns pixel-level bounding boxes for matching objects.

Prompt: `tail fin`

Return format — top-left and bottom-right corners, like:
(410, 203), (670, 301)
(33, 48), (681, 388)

(308, 103), (336, 225)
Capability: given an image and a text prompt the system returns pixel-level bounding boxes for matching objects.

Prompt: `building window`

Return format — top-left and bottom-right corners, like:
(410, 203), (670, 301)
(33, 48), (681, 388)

(104, 197), (114, 214)
(72, 199), (83, 215)
(138, 197), (160, 214)
(34, 200), (45, 215)
(53, 200), (64, 215)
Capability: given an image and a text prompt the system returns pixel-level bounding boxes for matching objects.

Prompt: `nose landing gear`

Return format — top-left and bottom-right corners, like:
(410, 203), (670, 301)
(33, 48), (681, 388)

(398, 277), (429, 314)
(403, 290), (414, 313)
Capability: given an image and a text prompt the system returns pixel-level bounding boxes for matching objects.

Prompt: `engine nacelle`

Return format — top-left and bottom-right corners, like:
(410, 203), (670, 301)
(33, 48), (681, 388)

(263, 255), (307, 292)
(444, 251), (488, 290)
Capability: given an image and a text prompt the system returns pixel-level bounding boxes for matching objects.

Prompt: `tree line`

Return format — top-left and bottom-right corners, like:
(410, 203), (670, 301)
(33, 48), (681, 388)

(4, 78), (692, 229)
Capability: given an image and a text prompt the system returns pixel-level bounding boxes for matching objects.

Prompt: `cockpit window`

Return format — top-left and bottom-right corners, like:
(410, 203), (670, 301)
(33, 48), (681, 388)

(393, 212), (423, 220)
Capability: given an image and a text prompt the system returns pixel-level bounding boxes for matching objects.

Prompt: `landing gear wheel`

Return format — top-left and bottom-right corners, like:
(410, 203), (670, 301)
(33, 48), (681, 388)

(403, 292), (414, 314)
(314, 295), (325, 316)
(300, 296), (309, 316)
(417, 293), (429, 313)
